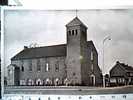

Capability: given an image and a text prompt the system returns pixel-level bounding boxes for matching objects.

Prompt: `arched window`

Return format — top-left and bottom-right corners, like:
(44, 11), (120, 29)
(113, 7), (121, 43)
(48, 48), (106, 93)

(45, 62), (50, 72)
(21, 66), (24, 72)
(27, 79), (34, 86)
(72, 30), (74, 35)
(54, 78), (60, 86)
(36, 78), (42, 86)
(45, 78), (52, 86)
(68, 31), (71, 35)
(91, 51), (93, 61)
(64, 78), (69, 86)
(75, 30), (78, 35)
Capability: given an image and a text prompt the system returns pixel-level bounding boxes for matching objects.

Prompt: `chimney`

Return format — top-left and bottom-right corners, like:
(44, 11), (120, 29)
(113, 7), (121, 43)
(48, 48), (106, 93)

(116, 61), (119, 64)
(24, 46), (28, 49)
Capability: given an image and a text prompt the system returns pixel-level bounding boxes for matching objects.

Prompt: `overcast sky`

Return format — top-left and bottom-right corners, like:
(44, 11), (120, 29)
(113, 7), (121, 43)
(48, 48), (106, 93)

(3, 9), (133, 74)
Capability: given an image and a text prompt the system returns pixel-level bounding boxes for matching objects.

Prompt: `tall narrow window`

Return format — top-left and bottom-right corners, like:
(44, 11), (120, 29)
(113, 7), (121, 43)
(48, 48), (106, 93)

(29, 60), (32, 71)
(45, 62), (50, 72)
(22, 66), (24, 72)
(91, 63), (94, 71)
(68, 31), (71, 35)
(37, 59), (41, 71)
(72, 30), (74, 35)
(75, 29), (78, 35)
(55, 61), (59, 72)
(21, 60), (24, 72)
(91, 51), (93, 61)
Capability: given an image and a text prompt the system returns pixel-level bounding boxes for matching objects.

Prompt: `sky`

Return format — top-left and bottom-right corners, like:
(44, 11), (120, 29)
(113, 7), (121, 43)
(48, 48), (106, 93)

(3, 9), (133, 74)
(7, 0), (133, 9)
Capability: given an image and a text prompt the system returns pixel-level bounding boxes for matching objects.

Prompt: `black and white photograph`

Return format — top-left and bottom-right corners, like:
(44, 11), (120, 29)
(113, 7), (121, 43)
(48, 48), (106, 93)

(1, 8), (133, 100)
(1, 0), (133, 99)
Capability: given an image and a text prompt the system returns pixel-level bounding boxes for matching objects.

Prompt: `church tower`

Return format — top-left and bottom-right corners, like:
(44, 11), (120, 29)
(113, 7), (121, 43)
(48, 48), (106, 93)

(66, 17), (88, 85)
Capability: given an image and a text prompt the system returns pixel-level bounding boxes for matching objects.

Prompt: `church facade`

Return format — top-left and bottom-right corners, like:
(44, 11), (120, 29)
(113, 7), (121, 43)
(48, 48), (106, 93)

(7, 17), (102, 86)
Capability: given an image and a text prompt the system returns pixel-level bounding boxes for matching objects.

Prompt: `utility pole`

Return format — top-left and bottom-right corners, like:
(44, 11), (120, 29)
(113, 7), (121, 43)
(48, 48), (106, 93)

(102, 35), (111, 87)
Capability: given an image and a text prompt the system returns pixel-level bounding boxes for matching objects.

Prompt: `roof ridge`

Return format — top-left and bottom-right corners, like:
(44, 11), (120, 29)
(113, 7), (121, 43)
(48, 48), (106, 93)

(119, 62), (133, 71)
(25, 43), (66, 50)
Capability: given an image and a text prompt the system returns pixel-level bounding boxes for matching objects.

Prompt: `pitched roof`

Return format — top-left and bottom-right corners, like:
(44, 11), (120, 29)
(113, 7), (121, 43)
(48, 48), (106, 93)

(11, 44), (66, 60)
(120, 63), (133, 72)
(87, 40), (98, 54)
(111, 61), (133, 72)
(66, 17), (87, 28)
(11, 41), (95, 60)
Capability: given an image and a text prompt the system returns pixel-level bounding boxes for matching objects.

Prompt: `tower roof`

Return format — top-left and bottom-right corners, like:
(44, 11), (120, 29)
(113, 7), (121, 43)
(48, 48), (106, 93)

(66, 17), (87, 28)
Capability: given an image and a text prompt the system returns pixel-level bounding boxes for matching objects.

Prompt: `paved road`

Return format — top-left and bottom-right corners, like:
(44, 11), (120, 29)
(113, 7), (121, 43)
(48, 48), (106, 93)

(4, 85), (133, 95)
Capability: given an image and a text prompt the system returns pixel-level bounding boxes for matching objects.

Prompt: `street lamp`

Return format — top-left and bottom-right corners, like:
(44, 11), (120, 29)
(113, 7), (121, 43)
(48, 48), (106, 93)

(102, 35), (111, 87)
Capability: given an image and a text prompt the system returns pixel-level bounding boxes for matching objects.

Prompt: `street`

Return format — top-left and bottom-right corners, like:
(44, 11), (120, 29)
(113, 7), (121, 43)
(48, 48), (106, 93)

(4, 85), (133, 95)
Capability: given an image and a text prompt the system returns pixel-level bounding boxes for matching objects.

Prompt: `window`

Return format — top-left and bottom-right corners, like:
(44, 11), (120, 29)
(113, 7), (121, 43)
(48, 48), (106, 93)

(21, 66), (24, 72)
(75, 29), (78, 35)
(68, 31), (71, 35)
(37, 59), (41, 71)
(130, 73), (133, 76)
(72, 30), (74, 35)
(110, 78), (116, 83)
(27, 79), (34, 86)
(36, 78), (42, 85)
(55, 78), (60, 86)
(45, 78), (52, 85)
(118, 78), (125, 83)
(21, 60), (24, 72)
(29, 60), (32, 71)
(91, 63), (94, 71)
(45, 62), (50, 72)
(55, 61), (59, 72)
(8, 69), (12, 75)
(20, 80), (26, 85)
(73, 72), (76, 76)
(91, 51), (93, 61)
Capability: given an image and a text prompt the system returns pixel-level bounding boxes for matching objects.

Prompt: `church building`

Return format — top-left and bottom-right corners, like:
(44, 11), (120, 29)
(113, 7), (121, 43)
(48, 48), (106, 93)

(7, 17), (103, 86)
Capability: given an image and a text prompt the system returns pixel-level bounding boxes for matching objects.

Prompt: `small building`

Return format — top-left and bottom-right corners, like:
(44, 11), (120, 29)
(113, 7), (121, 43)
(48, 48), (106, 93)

(110, 61), (133, 86)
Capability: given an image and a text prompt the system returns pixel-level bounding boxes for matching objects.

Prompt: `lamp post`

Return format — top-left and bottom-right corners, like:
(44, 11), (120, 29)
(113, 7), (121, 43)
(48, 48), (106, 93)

(102, 35), (111, 87)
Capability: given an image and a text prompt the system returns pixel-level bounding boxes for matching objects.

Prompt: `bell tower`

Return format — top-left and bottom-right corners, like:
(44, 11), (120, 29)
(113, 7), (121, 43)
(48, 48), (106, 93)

(66, 17), (88, 85)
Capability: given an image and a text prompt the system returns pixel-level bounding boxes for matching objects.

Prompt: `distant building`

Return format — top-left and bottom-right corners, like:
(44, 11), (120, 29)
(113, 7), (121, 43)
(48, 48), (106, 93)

(7, 17), (102, 86)
(110, 61), (133, 86)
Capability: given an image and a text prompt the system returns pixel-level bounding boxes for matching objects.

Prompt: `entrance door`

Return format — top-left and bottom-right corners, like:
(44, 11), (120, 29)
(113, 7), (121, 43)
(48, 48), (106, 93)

(90, 74), (95, 86)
